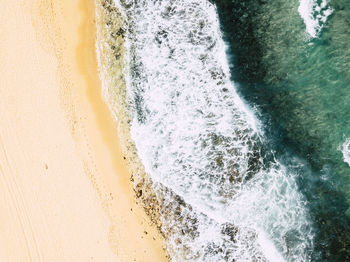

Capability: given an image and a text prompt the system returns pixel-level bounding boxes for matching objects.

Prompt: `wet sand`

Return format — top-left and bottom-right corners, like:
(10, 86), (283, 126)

(0, 0), (168, 261)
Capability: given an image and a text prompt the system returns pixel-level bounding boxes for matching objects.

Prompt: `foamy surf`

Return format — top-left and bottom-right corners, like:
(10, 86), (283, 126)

(298, 0), (333, 38)
(341, 138), (350, 167)
(112, 0), (315, 260)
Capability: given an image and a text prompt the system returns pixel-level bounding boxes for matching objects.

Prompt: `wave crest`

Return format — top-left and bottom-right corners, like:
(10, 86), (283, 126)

(115, 0), (315, 260)
(298, 0), (333, 38)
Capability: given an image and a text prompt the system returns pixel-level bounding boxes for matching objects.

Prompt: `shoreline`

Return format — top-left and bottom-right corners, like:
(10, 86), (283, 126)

(94, 0), (165, 232)
(0, 0), (168, 261)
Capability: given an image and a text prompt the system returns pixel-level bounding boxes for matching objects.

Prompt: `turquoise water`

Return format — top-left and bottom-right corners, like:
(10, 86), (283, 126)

(213, 0), (350, 260)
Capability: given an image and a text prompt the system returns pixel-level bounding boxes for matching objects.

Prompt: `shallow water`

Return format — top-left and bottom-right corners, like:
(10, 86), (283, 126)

(107, 0), (350, 260)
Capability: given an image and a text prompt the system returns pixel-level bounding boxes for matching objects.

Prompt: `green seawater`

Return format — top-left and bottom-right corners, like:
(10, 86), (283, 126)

(213, 0), (350, 260)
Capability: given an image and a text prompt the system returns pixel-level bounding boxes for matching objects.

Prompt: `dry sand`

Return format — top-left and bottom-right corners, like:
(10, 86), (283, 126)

(0, 0), (168, 261)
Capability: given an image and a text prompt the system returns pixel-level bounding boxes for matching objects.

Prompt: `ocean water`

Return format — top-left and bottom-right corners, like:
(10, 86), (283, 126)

(106, 0), (350, 260)
(212, 0), (350, 260)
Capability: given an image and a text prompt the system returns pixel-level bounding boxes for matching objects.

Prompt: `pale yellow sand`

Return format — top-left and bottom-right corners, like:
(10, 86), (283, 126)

(0, 0), (168, 261)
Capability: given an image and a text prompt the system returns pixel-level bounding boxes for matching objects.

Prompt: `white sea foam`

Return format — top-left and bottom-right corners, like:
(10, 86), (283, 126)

(341, 138), (350, 167)
(298, 0), (333, 38)
(114, 0), (315, 260)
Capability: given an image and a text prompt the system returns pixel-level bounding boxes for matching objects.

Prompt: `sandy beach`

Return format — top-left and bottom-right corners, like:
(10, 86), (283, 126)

(0, 0), (168, 261)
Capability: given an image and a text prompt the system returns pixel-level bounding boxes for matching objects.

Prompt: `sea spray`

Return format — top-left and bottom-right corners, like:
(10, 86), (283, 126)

(298, 0), (333, 38)
(111, 0), (316, 261)
(341, 138), (350, 167)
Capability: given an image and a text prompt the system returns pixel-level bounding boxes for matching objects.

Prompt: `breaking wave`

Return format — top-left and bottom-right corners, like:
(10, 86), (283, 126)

(298, 0), (333, 38)
(114, 0), (315, 260)
(341, 138), (350, 167)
